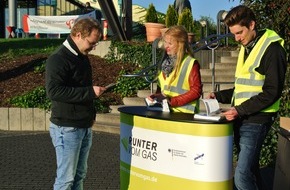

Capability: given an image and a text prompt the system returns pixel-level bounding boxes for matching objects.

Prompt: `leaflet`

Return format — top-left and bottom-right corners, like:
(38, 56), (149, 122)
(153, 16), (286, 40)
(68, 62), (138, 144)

(104, 83), (116, 92)
(194, 99), (226, 121)
(145, 98), (170, 112)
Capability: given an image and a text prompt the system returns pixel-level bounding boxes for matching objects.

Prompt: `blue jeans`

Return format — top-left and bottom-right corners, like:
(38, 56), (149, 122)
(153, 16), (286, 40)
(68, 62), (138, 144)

(234, 122), (272, 190)
(49, 123), (93, 190)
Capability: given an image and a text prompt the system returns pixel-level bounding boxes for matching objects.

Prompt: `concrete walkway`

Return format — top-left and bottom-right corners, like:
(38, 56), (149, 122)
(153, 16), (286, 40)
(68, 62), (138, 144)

(0, 130), (276, 190)
(0, 130), (120, 190)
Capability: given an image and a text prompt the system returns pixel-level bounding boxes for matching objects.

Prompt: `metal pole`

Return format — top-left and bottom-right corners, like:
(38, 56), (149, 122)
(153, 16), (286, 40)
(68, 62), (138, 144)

(17, 5), (20, 28)
(211, 48), (215, 92)
(225, 26), (229, 46)
(8, 0), (17, 27)
(205, 21), (208, 37)
(118, 0), (122, 22)
(150, 38), (159, 94)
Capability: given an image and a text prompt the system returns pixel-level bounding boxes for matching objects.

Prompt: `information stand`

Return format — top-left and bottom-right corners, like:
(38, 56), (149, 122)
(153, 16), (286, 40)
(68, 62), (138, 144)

(118, 106), (233, 190)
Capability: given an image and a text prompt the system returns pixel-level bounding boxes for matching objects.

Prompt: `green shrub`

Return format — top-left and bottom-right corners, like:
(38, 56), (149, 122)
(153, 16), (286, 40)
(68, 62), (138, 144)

(177, 8), (194, 33)
(9, 86), (114, 113)
(114, 70), (150, 98)
(34, 60), (46, 73)
(9, 86), (51, 110)
(0, 38), (63, 61)
(145, 3), (158, 23)
(259, 127), (279, 167)
(104, 40), (152, 68)
(165, 4), (178, 28)
(94, 96), (118, 113)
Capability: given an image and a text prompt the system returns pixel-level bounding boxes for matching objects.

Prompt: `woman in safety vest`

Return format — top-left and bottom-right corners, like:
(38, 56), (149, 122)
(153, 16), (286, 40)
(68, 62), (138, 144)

(147, 25), (202, 114)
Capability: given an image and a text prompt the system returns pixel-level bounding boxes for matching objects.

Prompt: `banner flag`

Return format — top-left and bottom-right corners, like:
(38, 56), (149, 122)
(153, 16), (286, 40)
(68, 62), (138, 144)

(22, 11), (96, 34)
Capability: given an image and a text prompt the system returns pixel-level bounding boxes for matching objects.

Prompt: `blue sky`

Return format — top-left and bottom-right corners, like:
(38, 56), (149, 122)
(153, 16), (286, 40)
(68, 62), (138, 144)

(132, 0), (241, 22)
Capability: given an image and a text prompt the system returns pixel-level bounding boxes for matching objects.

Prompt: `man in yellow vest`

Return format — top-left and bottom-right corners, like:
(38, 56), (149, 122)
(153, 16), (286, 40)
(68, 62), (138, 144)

(206, 5), (287, 190)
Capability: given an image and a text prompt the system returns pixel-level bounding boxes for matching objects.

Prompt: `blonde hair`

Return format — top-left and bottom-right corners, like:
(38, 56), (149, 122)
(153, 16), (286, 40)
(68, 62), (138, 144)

(163, 25), (194, 88)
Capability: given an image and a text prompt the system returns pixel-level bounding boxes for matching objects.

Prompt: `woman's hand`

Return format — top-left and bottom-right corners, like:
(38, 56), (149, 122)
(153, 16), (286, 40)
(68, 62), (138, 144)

(205, 92), (216, 99)
(148, 93), (167, 102)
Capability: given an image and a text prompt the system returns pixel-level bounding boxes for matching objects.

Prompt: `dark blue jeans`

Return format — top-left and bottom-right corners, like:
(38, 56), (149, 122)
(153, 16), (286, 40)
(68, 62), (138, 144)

(234, 121), (272, 190)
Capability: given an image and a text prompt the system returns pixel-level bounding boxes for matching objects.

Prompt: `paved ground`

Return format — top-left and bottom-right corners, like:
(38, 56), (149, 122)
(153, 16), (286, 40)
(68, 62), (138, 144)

(0, 130), (276, 190)
(0, 130), (120, 190)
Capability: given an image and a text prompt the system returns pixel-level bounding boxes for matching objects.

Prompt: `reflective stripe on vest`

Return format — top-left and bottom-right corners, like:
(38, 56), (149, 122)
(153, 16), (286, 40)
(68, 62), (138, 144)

(234, 29), (284, 112)
(158, 55), (198, 113)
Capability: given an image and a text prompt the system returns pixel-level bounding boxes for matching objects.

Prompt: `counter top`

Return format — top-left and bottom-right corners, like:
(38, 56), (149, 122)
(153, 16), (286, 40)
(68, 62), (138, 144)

(118, 106), (230, 124)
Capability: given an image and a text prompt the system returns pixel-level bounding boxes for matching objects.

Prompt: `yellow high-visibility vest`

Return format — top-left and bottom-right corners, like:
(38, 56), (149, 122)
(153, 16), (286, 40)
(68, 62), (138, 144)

(158, 55), (199, 113)
(234, 29), (284, 112)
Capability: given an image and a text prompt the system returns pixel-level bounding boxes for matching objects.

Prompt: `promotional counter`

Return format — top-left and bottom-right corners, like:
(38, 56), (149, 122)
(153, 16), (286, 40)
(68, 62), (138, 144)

(118, 106), (233, 190)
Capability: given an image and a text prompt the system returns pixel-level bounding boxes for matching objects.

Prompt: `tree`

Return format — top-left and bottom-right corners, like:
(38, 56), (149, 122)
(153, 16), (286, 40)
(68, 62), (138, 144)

(199, 16), (216, 36)
(177, 8), (194, 33)
(165, 4), (178, 28)
(144, 3), (166, 42)
(145, 3), (158, 23)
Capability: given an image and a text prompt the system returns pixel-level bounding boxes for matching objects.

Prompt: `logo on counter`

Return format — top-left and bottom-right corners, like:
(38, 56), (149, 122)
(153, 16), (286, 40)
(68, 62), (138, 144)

(168, 148), (187, 160)
(122, 136), (158, 161)
(121, 137), (129, 152)
(194, 153), (205, 165)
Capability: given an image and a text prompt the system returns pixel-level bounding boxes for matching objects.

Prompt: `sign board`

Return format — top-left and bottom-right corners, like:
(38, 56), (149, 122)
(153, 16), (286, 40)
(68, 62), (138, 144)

(120, 113), (233, 190)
